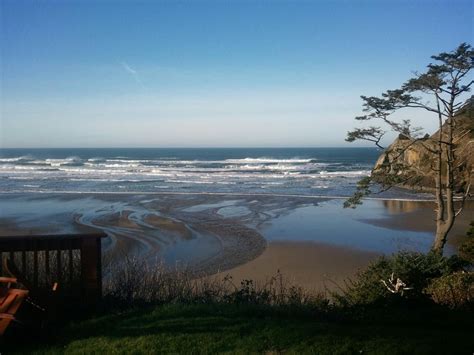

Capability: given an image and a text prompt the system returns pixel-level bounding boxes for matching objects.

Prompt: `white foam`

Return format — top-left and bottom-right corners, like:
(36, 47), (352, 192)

(223, 157), (314, 164)
(319, 170), (371, 177)
(0, 155), (34, 162)
(0, 154), (376, 196)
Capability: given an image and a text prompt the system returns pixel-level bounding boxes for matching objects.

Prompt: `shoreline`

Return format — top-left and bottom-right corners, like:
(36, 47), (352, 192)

(0, 190), (446, 202)
(0, 193), (271, 276)
(1, 192), (472, 290)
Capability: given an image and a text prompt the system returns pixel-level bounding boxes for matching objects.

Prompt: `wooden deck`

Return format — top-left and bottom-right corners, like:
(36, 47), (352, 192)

(0, 232), (107, 306)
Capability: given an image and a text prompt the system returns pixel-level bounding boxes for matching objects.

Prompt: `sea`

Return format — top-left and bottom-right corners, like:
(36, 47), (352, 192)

(0, 147), (424, 199)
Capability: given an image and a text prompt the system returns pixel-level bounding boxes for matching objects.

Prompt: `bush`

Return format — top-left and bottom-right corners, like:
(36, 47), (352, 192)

(459, 221), (474, 265)
(337, 251), (459, 306)
(425, 272), (474, 309)
(102, 254), (328, 310)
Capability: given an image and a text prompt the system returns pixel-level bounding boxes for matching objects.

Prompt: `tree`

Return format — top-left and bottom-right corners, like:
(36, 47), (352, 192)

(345, 43), (473, 255)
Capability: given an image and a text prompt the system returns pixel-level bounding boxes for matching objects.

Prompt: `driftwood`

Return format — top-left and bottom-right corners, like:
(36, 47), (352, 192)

(381, 273), (413, 296)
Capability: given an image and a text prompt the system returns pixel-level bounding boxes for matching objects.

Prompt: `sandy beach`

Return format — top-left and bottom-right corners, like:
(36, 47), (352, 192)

(1, 193), (472, 290)
(214, 241), (379, 293)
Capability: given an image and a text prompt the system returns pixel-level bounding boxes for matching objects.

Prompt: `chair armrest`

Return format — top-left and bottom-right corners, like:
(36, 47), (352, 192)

(0, 277), (17, 284)
(7, 289), (28, 296)
(0, 313), (15, 320)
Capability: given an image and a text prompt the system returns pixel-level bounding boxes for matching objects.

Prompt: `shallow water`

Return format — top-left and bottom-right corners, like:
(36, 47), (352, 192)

(2, 192), (468, 266)
(183, 200), (242, 213)
(259, 199), (437, 254)
(217, 205), (252, 218)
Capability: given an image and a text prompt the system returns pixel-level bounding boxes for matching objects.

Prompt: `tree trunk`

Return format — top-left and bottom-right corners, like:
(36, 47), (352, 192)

(432, 101), (446, 255)
(433, 221), (451, 254)
(431, 104), (456, 254)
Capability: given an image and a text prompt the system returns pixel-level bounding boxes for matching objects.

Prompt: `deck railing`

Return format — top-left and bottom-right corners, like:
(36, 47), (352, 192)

(0, 232), (107, 305)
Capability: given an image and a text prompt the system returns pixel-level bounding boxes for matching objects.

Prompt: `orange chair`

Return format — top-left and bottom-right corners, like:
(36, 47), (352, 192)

(0, 276), (29, 336)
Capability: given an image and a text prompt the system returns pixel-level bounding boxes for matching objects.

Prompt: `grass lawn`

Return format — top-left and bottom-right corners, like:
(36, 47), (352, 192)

(5, 303), (473, 354)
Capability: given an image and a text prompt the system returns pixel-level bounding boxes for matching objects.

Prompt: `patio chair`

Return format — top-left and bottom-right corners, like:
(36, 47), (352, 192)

(3, 258), (59, 320)
(0, 276), (29, 335)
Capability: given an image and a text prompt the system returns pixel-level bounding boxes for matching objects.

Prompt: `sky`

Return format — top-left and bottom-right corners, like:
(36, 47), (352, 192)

(1, 0), (472, 148)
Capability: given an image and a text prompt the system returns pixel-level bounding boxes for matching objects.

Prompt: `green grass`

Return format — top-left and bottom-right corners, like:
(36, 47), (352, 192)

(7, 303), (473, 354)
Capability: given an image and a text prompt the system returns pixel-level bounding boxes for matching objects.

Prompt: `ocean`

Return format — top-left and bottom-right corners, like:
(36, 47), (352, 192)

(2, 147), (472, 262)
(0, 147), (425, 198)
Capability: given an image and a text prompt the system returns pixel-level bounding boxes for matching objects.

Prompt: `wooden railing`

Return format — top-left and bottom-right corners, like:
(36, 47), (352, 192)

(0, 233), (107, 306)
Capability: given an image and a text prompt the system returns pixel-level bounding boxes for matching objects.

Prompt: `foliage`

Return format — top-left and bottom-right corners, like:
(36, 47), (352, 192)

(6, 250), (474, 352)
(336, 251), (461, 305)
(348, 43), (473, 143)
(343, 176), (372, 208)
(102, 255), (327, 309)
(425, 272), (474, 309)
(103, 255), (196, 305)
(459, 221), (474, 264)
(345, 42), (474, 252)
(103, 250), (472, 311)
(345, 127), (385, 148)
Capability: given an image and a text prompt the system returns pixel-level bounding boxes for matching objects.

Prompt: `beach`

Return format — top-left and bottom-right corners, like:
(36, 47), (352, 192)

(1, 148), (472, 291)
(1, 192), (472, 291)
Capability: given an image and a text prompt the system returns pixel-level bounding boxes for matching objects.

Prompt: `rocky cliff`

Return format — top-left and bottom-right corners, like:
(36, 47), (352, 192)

(373, 100), (473, 193)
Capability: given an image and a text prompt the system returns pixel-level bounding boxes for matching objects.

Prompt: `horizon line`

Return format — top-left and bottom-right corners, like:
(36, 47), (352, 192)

(0, 146), (379, 150)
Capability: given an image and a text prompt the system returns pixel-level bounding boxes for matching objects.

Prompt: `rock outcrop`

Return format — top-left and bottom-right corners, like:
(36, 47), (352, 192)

(373, 100), (473, 193)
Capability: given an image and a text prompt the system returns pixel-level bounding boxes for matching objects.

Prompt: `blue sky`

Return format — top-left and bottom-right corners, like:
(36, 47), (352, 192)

(1, 0), (472, 148)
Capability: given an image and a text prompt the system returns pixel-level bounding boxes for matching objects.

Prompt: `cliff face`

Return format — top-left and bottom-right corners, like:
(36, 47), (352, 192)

(373, 102), (474, 193)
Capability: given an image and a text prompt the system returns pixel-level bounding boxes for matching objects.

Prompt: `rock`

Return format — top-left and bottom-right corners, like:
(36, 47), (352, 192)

(373, 100), (474, 192)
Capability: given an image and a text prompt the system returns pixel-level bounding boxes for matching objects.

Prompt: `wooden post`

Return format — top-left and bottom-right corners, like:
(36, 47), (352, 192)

(80, 236), (102, 306)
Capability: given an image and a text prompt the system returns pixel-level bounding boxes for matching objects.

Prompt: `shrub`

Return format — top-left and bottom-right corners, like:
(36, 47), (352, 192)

(458, 221), (474, 265)
(425, 272), (474, 309)
(337, 251), (458, 306)
(102, 254), (328, 310)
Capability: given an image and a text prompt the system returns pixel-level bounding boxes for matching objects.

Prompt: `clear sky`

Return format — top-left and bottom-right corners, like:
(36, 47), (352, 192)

(1, 0), (472, 148)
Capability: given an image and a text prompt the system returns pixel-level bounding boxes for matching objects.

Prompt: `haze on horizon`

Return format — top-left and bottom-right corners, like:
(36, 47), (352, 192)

(1, 0), (472, 148)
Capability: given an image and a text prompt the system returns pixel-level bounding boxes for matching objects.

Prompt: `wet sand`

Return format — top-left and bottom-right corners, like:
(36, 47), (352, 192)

(0, 193), (269, 274)
(0, 193), (472, 290)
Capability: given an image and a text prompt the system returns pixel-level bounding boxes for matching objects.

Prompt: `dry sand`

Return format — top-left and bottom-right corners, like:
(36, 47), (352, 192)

(214, 241), (379, 293)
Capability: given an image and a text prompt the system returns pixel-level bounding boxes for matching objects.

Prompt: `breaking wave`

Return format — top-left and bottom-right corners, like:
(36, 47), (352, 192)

(0, 150), (379, 196)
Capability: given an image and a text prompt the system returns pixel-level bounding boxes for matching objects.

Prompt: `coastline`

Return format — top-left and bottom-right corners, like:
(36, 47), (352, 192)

(0, 189), (440, 202)
(1, 192), (472, 290)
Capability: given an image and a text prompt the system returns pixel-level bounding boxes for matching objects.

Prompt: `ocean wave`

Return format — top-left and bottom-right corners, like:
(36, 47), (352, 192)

(45, 156), (83, 164)
(0, 156), (322, 170)
(0, 162), (337, 175)
(0, 153), (376, 196)
(0, 155), (35, 163)
(87, 157), (106, 163)
(170, 180), (210, 184)
(223, 157), (315, 164)
(0, 166), (371, 181)
(0, 165), (61, 171)
(319, 170), (371, 177)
